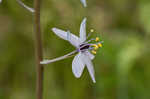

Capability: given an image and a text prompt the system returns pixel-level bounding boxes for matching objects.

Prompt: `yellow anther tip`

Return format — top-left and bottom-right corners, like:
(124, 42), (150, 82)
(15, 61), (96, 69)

(95, 37), (100, 42)
(92, 44), (99, 49)
(90, 29), (94, 33)
(98, 43), (102, 47)
(91, 50), (97, 54)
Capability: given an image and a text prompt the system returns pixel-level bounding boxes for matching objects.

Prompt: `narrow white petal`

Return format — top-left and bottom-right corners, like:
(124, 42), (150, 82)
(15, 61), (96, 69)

(52, 28), (80, 47)
(81, 53), (96, 83)
(17, 0), (35, 13)
(72, 52), (85, 78)
(80, 18), (87, 43)
(0, 0), (2, 3)
(85, 51), (95, 60)
(80, 0), (87, 7)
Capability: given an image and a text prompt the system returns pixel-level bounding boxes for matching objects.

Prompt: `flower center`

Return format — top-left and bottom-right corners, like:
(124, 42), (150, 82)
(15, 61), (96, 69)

(79, 43), (90, 52)
(76, 37), (103, 54)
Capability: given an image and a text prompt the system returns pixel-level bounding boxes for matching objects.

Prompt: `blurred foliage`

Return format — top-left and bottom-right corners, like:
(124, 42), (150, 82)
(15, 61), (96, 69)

(0, 0), (150, 99)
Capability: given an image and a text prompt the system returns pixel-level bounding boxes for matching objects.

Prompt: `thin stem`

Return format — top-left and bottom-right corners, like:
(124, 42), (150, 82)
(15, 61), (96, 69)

(40, 50), (77, 65)
(16, 0), (35, 13)
(34, 0), (43, 99)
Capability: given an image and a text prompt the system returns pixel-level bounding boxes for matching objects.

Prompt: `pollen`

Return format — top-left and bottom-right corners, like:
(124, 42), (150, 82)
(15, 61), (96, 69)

(98, 43), (102, 47)
(95, 37), (100, 42)
(90, 29), (94, 33)
(91, 50), (97, 54)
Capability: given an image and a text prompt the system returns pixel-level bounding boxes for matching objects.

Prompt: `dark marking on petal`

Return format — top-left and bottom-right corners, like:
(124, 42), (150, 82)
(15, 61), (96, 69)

(79, 44), (90, 51)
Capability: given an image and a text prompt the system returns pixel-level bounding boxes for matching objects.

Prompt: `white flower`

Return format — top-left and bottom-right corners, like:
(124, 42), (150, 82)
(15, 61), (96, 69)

(50, 18), (103, 83)
(0, 0), (2, 3)
(80, 0), (87, 7)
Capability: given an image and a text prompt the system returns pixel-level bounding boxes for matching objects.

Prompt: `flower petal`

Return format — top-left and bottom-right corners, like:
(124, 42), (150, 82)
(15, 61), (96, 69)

(81, 52), (96, 83)
(80, 0), (87, 7)
(80, 18), (87, 43)
(85, 51), (95, 60)
(0, 0), (2, 3)
(52, 28), (80, 47)
(72, 52), (85, 78)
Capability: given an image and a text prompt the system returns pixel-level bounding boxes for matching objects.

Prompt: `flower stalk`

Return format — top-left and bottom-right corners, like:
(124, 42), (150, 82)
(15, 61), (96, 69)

(34, 0), (44, 99)
(17, 0), (35, 13)
(40, 50), (77, 64)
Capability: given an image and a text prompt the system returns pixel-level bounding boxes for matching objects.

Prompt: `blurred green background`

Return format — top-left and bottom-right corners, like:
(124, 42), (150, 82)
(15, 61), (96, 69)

(0, 0), (150, 99)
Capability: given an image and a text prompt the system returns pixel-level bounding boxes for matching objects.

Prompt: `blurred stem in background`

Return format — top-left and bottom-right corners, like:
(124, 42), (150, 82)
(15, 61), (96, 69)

(34, 0), (44, 99)
(117, 75), (128, 99)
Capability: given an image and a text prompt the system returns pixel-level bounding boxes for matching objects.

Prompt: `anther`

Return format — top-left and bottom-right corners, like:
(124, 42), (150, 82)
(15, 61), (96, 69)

(90, 29), (94, 33)
(92, 44), (99, 50)
(95, 37), (100, 42)
(91, 50), (97, 54)
(98, 43), (102, 47)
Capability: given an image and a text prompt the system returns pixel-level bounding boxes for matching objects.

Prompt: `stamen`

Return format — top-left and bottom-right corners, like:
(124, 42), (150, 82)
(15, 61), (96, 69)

(95, 37), (100, 42)
(86, 32), (92, 39)
(91, 50), (97, 54)
(92, 44), (99, 50)
(90, 29), (94, 33)
(98, 43), (102, 47)
(85, 38), (95, 43)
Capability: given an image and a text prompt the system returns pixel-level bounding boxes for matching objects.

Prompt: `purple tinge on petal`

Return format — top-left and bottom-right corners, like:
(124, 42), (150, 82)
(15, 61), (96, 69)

(76, 48), (80, 52)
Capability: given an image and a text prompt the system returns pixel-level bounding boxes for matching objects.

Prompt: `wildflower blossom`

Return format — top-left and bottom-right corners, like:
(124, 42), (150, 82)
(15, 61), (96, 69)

(41, 18), (103, 83)
(0, 0), (2, 3)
